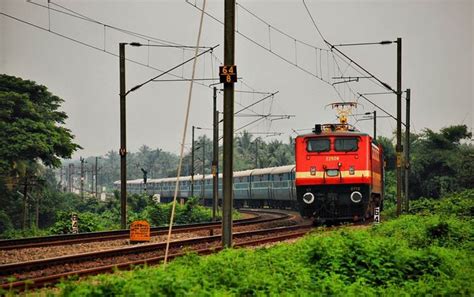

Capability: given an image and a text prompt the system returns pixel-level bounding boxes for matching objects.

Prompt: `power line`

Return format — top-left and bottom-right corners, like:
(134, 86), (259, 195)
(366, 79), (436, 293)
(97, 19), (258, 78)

(35, 1), (290, 129)
(185, 0), (333, 88)
(357, 93), (406, 127)
(236, 2), (327, 51)
(301, 0), (327, 44)
(234, 92), (279, 115)
(0, 11), (213, 89)
(126, 45), (219, 95)
(29, 0), (197, 50)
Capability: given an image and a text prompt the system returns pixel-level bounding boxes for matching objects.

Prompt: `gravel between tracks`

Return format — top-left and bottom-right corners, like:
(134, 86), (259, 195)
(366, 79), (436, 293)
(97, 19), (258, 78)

(0, 211), (304, 264)
(0, 228), (309, 284)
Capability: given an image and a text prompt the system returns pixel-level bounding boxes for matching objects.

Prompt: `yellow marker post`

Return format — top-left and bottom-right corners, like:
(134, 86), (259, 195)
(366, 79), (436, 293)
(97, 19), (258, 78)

(130, 220), (150, 243)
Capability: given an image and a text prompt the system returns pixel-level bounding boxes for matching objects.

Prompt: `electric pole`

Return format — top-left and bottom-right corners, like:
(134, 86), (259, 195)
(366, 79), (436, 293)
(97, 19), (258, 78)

(404, 88), (411, 212)
(396, 37), (403, 217)
(68, 163), (74, 193)
(222, 0), (235, 247)
(202, 138), (205, 199)
(373, 110), (377, 141)
(119, 42), (127, 229)
(59, 166), (63, 191)
(80, 157), (85, 199)
(191, 125), (195, 197)
(212, 87), (219, 222)
(255, 139), (259, 168)
(141, 168), (148, 194)
(95, 157), (100, 198)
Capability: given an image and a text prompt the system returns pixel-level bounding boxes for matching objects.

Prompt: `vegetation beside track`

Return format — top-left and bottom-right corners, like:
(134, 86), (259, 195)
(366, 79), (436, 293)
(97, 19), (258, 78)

(21, 190), (472, 296)
(1, 196), (233, 239)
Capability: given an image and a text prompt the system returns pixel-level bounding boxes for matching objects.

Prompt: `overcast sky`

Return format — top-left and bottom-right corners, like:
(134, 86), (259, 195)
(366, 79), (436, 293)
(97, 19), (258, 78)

(1, 0), (472, 159)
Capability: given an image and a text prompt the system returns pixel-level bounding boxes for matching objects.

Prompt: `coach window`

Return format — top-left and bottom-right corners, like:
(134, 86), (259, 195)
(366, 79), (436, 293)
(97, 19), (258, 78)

(307, 138), (330, 152)
(335, 138), (359, 152)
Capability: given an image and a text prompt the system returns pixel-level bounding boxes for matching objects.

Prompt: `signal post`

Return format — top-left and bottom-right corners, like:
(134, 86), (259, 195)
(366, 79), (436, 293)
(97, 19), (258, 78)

(222, 0), (237, 248)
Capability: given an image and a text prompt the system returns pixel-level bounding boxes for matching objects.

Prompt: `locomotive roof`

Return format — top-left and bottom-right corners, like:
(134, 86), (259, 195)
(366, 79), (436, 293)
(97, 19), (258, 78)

(297, 130), (369, 138)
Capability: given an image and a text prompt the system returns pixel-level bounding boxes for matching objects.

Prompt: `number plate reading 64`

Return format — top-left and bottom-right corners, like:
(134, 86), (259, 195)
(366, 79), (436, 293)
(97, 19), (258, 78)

(219, 65), (237, 84)
(130, 220), (151, 242)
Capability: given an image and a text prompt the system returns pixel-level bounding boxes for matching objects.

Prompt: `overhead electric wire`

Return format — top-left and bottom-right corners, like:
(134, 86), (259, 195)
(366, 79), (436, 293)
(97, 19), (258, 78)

(126, 45), (218, 95)
(234, 92), (279, 115)
(302, 0), (392, 129)
(185, 0), (334, 88)
(301, 0), (326, 44)
(236, 2), (327, 51)
(30, 0), (198, 50)
(358, 93), (406, 127)
(0, 11), (214, 89)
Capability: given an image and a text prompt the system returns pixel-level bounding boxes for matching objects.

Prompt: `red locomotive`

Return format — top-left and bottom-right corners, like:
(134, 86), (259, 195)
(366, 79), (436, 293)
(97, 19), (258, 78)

(295, 103), (384, 222)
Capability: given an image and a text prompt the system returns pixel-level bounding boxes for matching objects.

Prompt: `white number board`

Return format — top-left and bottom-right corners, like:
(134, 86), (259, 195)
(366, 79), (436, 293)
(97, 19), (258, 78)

(374, 207), (380, 224)
(71, 213), (79, 234)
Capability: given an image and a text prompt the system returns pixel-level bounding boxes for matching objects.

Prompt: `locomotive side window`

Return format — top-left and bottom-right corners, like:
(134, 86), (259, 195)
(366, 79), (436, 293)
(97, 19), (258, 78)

(307, 138), (330, 152)
(335, 138), (359, 152)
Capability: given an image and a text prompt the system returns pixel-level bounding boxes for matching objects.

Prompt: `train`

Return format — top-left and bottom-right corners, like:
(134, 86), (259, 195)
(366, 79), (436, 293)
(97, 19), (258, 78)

(114, 164), (297, 209)
(116, 104), (384, 222)
(295, 123), (384, 222)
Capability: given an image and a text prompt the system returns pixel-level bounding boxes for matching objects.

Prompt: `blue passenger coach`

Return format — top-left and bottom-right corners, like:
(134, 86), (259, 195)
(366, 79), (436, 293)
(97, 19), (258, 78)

(114, 165), (296, 208)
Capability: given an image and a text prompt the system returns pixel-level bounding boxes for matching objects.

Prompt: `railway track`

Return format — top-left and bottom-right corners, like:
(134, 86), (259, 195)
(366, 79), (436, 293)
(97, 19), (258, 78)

(1, 221), (312, 292)
(0, 209), (287, 250)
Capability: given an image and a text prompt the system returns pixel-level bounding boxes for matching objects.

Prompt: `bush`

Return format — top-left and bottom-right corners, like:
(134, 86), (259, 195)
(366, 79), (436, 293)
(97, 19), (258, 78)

(371, 215), (473, 249)
(49, 191), (473, 296)
(49, 211), (105, 234)
(409, 189), (474, 217)
(53, 221), (473, 296)
(145, 197), (213, 226)
(0, 210), (13, 234)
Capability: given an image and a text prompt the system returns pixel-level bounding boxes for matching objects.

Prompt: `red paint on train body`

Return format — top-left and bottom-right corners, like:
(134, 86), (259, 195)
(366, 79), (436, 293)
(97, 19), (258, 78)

(295, 125), (384, 221)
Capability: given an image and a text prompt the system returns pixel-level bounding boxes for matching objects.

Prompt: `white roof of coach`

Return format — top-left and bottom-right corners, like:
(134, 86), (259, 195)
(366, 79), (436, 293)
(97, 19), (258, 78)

(250, 167), (274, 176)
(270, 165), (295, 175)
(234, 170), (253, 178)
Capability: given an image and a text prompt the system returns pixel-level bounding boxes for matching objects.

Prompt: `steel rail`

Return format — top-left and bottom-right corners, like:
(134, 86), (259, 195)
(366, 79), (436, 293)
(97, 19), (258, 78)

(1, 225), (311, 292)
(0, 223), (308, 279)
(0, 210), (284, 250)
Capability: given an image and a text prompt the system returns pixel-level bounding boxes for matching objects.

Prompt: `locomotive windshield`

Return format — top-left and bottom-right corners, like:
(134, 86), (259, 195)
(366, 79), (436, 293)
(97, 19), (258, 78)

(307, 138), (330, 152)
(335, 137), (359, 152)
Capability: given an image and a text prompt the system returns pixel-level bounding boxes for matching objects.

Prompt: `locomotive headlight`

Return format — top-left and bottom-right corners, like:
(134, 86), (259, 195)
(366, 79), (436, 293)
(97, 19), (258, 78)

(310, 166), (316, 175)
(302, 192), (315, 204)
(350, 191), (363, 203)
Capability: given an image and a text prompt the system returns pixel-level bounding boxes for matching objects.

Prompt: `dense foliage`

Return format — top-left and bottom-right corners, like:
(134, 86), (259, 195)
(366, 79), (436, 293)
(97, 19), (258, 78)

(0, 74), (80, 172)
(408, 125), (473, 198)
(1, 194), (223, 239)
(0, 74), (80, 232)
(31, 191), (472, 296)
(377, 124), (472, 203)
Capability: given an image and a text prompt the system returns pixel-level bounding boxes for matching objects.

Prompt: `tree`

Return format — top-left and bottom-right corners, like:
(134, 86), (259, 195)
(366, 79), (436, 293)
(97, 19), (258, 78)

(0, 74), (81, 230)
(377, 136), (396, 170)
(0, 74), (81, 175)
(409, 125), (472, 199)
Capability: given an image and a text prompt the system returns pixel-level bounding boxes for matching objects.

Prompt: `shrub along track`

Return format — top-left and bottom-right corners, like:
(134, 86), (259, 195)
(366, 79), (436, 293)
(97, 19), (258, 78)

(1, 222), (312, 292)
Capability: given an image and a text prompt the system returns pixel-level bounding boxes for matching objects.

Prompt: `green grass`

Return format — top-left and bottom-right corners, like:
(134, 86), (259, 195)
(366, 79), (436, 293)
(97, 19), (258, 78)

(11, 190), (473, 296)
